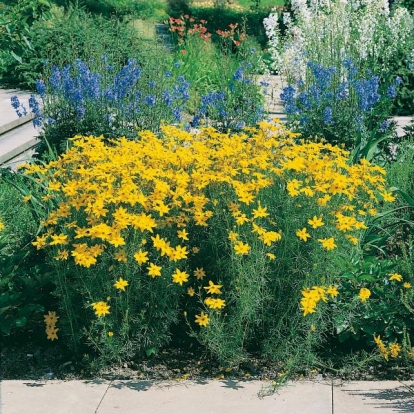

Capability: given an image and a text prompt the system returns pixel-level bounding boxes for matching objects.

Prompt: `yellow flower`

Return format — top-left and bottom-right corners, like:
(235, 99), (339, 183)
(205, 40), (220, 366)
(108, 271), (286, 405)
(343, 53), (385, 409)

(389, 273), (402, 282)
(204, 280), (222, 294)
(108, 331), (114, 337)
(326, 285), (339, 298)
(346, 235), (359, 245)
(234, 241), (250, 255)
(54, 249), (69, 261)
(49, 233), (68, 246)
(307, 215), (324, 229)
(228, 231), (238, 242)
(266, 253), (276, 260)
(187, 287), (195, 297)
(235, 214), (249, 225)
(194, 267), (206, 280)
(172, 269), (189, 286)
(317, 237), (337, 251)
(358, 288), (371, 302)
(374, 335), (389, 361)
(114, 277), (129, 291)
(22, 195), (32, 203)
(114, 250), (127, 262)
(91, 301), (110, 317)
(389, 342), (401, 358)
(296, 228), (311, 242)
(134, 249), (149, 265)
(44, 311), (59, 326)
(171, 245), (189, 261)
(204, 297), (226, 309)
(195, 311), (210, 327)
(252, 202), (269, 219)
(45, 326), (59, 341)
(381, 191), (395, 202)
(403, 282), (412, 289)
(177, 229), (189, 241)
(147, 262), (162, 278)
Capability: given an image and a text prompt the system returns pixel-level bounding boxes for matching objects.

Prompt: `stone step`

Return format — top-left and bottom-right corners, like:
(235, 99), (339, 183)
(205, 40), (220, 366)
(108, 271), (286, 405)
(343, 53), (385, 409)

(0, 121), (38, 169)
(0, 89), (39, 169)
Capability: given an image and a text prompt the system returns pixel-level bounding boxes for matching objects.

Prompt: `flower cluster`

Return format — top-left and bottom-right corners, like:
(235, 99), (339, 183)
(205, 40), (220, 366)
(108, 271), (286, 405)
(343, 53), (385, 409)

(280, 59), (401, 151)
(300, 285), (338, 316)
(44, 311), (59, 341)
(169, 16), (212, 45)
(11, 57), (191, 155)
(25, 121), (391, 331)
(264, 0), (412, 81)
(374, 335), (401, 361)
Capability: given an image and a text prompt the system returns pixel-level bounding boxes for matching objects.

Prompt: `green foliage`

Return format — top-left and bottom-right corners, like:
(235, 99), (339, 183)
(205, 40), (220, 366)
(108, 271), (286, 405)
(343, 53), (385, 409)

(0, 3), (154, 89)
(0, 171), (54, 338)
(0, 0), (52, 86)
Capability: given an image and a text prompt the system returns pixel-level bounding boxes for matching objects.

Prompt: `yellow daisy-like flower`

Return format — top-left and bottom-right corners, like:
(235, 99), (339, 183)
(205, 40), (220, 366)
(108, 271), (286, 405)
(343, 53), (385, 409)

(91, 301), (110, 317)
(44, 311), (59, 326)
(177, 229), (189, 241)
(172, 269), (189, 286)
(114, 277), (129, 291)
(228, 231), (238, 242)
(0, 219), (4, 231)
(389, 273), (402, 282)
(194, 267), (206, 280)
(204, 280), (222, 294)
(147, 262), (162, 278)
(403, 282), (412, 289)
(187, 287), (195, 297)
(234, 241), (250, 255)
(266, 253), (276, 260)
(381, 191), (395, 202)
(114, 250), (127, 262)
(296, 228), (311, 242)
(318, 237), (337, 251)
(108, 331), (114, 337)
(195, 311), (210, 327)
(134, 249), (149, 265)
(307, 216), (324, 229)
(358, 288), (371, 302)
(326, 285), (339, 298)
(45, 326), (59, 341)
(204, 297), (226, 309)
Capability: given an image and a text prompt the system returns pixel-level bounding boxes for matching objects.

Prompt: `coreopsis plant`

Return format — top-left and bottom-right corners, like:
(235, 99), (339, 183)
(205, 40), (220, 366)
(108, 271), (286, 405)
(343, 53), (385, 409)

(300, 257), (414, 362)
(24, 121), (394, 364)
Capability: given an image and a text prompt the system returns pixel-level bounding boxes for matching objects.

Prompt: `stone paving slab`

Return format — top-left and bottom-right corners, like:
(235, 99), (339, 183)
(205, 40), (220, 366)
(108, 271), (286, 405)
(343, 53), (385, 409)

(96, 380), (332, 414)
(0, 380), (110, 414)
(333, 381), (414, 414)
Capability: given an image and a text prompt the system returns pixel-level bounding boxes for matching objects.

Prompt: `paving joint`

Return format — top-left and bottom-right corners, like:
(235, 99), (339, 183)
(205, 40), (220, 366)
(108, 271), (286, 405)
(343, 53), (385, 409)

(94, 380), (113, 414)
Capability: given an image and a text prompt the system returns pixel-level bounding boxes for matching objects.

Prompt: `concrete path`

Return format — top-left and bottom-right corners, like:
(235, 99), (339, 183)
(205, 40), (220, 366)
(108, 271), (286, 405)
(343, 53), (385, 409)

(1, 379), (414, 414)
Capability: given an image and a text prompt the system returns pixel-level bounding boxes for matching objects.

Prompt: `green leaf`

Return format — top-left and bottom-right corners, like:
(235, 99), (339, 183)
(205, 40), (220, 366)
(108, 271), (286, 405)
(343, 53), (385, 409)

(14, 317), (27, 327)
(145, 347), (157, 357)
(391, 187), (414, 207)
(10, 50), (22, 64)
(338, 330), (350, 343)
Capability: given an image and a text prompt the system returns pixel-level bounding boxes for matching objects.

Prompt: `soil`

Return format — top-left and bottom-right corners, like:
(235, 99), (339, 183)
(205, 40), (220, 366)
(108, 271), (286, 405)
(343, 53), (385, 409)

(1, 339), (413, 383)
